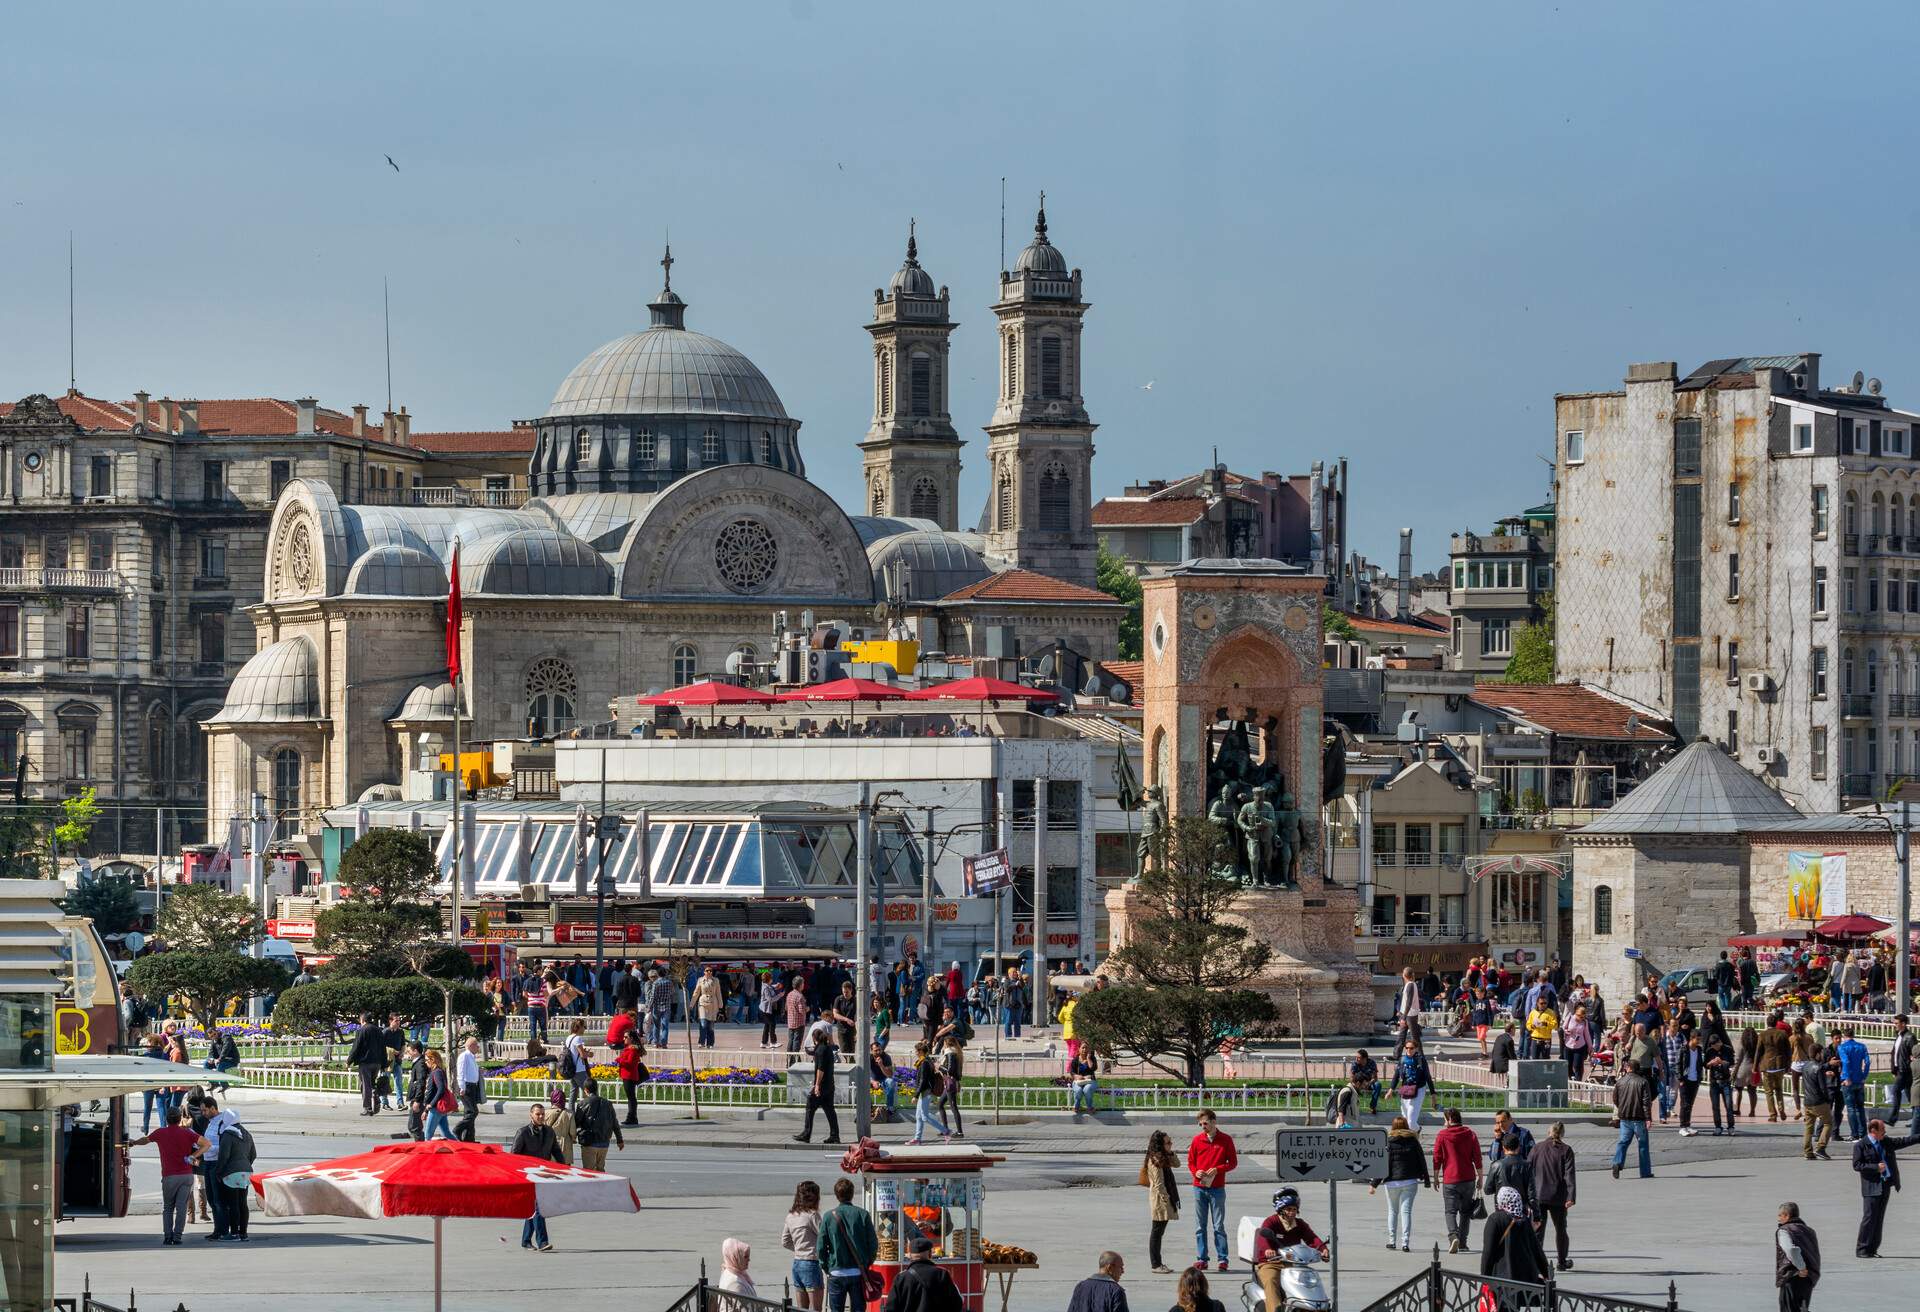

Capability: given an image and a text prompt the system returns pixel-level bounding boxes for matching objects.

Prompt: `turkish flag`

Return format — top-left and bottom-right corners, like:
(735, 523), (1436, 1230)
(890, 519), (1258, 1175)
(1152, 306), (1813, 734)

(445, 543), (462, 682)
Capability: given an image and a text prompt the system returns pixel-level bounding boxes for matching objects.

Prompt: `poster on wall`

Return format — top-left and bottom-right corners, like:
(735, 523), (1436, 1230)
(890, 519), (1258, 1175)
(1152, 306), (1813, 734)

(1787, 851), (1849, 920)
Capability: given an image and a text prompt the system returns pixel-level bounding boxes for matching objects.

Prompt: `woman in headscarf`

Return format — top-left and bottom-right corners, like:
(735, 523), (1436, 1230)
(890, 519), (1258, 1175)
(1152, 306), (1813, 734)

(1479, 1186), (1550, 1285)
(718, 1237), (758, 1312)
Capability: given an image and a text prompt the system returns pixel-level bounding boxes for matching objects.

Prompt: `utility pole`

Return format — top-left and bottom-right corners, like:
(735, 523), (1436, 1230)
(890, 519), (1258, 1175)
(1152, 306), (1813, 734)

(1898, 800), (1912, 1014)
(247, 793), (268, 1021)
(920, 807), (937, 968)
(594, 744), (610, 974)
(1032, 778), (1048, 1029)
(854, 784), (873, 1141)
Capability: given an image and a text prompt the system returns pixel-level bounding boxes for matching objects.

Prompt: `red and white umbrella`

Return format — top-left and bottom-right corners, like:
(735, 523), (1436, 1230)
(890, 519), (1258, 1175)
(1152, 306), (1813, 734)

(253, 1141), (640, 1310)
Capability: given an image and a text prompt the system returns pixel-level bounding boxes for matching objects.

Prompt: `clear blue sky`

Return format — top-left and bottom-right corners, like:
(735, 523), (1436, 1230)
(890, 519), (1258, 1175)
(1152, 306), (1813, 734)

(3, 1), (1914, 569)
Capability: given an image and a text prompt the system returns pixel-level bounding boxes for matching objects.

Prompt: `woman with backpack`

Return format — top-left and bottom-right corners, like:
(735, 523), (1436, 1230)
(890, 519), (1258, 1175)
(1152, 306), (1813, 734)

(421, 1049), (456, 1140)
(907, 1040), (950, 1145)
(937, 1035), (966, 1138)
(563, 1018), (592, 1093)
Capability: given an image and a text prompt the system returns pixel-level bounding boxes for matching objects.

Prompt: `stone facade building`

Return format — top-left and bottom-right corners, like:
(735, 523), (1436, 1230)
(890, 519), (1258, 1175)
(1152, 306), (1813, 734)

(1557, 352), (1920, 812)
(0, 391), (424, 852)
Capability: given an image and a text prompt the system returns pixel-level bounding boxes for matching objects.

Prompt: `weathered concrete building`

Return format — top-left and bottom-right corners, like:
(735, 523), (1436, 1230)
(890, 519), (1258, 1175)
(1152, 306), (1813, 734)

(1557, 353), (1920, 812)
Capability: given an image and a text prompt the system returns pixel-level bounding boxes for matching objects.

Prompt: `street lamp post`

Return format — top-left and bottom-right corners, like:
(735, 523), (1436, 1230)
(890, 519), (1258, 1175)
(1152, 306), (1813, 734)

(1898, 800), (1912, 1014)
(854, 783), (873, 1142)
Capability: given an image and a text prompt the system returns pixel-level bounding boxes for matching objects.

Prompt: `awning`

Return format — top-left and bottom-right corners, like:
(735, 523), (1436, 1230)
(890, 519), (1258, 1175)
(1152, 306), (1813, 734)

(1728, 930), (1811, 947)
(1815, 913), (1891, 939)
(0, 1055), (245, 1111)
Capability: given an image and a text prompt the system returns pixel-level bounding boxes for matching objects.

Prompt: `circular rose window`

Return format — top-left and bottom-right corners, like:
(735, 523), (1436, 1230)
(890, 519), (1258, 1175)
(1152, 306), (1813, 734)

(714, 518), (778, 593)
(22, 452), (41, 473)
(288, 520), (315, 590)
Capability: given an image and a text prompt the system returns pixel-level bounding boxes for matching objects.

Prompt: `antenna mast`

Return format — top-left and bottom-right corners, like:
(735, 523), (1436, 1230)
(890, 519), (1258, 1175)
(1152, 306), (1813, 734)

(999, 177), (1006, 273)
(383, 276), (393, 414)
(67, 232), (75, 392)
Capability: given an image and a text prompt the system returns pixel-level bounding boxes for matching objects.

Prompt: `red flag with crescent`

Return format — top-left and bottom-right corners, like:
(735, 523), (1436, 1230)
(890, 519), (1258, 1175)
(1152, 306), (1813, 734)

(445, 544), (462, 681)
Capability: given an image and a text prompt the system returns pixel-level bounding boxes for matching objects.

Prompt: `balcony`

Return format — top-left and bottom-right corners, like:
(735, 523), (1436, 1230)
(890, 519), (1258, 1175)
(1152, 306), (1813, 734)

(1369, 849), (1465, 868)
(1846, 534), (1861, 555)
(1844, 694), (1875, 719)
(1842, 772), (1877, 800)
(353, 484), (530, 510)
(0, 567), (122, 594)
(1892, 693), (1909, 718)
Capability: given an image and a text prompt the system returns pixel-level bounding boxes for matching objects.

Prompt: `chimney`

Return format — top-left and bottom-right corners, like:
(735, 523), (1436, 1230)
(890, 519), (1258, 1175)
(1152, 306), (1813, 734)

(294, 397), (318, 436)
(159, 398), (178, 434)
(1396, 527), (1413, 621)
(1800, 352), (1821, 396)
(131, 391), (150, 428)
(351, 404), (367, 438)
(381, 409), (396, 444)
(1308, 459), (1325, 578)
(178, 402), (199, 435)
(394, 406), (411, 445)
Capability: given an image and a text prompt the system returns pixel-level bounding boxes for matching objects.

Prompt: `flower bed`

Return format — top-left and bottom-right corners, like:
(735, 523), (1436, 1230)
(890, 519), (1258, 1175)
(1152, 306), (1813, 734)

(483, 1061), (784, 1086)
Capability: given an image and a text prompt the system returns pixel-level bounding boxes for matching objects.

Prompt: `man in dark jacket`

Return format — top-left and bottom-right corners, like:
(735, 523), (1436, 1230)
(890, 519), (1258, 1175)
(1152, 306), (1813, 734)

(1776, 1201), (1819, 1312)
(1489, 1111), (1534, 1159)
(382, 1015), (407, 1111)
(1852, 1118), (1920, 1257)
(884, 1237), (965, 1312)
(1064, 1251), (1129, 1312)
(347, 1015), (388, 1117)
(1802, 1047), (1838, 1162)
(1890, 1014), (1916, 1129)
(211, 1119), (256, 1242)
(510, 1102), (564, 1251)
(401, 1041), (429, 1141)
(573, 1078), (625, 1172)
(1610, 1061), (1654, 1180)
(1482, 1134), (1534, 1216)
(1531, 1122), (1577, 1271)
(1488, 1021), (1517, 1075)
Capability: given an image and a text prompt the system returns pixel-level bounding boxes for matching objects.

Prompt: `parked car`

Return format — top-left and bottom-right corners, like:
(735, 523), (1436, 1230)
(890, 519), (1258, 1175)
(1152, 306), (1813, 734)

(1656, 967), (1716, 1006)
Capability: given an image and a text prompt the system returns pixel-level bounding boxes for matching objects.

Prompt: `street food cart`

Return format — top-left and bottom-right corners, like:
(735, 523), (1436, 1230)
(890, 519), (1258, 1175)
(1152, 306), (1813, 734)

(856, 1143), (1021, 1312)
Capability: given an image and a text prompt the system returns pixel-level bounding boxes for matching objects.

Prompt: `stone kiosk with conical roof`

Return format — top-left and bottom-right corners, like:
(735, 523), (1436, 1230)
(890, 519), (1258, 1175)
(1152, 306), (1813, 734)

(1570, 736), (1801, 1003)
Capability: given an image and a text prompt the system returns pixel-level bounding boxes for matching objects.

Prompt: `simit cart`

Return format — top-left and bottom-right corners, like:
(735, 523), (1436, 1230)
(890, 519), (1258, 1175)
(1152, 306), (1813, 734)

(857, 1143), (1022, 1312)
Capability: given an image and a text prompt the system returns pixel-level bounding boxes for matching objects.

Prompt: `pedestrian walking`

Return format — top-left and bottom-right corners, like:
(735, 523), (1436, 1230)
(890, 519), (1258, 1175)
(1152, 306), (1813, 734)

(349, 1014), (388, 1117)
(783, 1180), (825, 1311)
(1734, 1025), (1760, 1120)
(454, 1037), (483, 1142)
(937, 1034), (965, 1138)
(645, 967), (675, 1048)
(1890, 1014), (1915, 1130)
(1836, 1026), (1871, 1142)
(525, 970), (550, 1043)
(1067, 1251), (1131, 1312)
(1001, 969), (1026, 1039)
(1852, 1118), (1920, 1258)
(1562, 1004), (1592, 1079)
(419, 1048), (455, 1140)
(509, 1102), (562, 1251)
(573, 1077), (625, 1170)
(1610, 1059), (1655, 1179)
(616, 1036), (648, 1126)
(401, 1041), (429, 1141)
(382, 1015), (407, 1110)
(1674, 1030), (1705, 1136)
(1365, 1115), (1428, 1252)
(1479, 1187), (1548, 1283)
(1187, 1109), (1237, 1271)
(128, 1105), (207, 1245)
(1482, 1133), (1534, 1216)
(1139, 1130), (1182, 1274)
(694, 965), (724, 1049)
(562, 1018), (593, 1093)
(1760, 1016), (1793, 1122)
(1431, 1106), (1482, 1254)
(1531, 1122), (1576, 1271)
(1394, 1038), (1433, 1126)
(1705, 1031), (1738, 1135)
(907, 1040), (949, 1144)
(1800, 1046), (1838, 1162)
(1488, 1021), (1517, 1076)
(794, 1024), (843, 1145)
(1775, 1201), (1819, 1312)
(758, 971), (783, 1048)
(884, 1235), (964, 1312)
(818, 1177), (879, 1312)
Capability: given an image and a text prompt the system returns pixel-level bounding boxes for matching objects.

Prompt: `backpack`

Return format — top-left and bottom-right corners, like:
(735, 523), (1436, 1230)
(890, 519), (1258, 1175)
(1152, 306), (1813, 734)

(922, 1065), (945, 1097)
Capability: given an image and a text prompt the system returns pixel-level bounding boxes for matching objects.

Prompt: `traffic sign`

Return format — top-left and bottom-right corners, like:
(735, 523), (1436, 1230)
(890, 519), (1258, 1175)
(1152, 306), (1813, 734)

(1623, 947), (1642, 960)
(1275, 1128), (1388, 1182)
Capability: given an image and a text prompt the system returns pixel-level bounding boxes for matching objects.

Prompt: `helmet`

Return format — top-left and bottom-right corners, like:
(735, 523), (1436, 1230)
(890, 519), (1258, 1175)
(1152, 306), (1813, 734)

(1272, 1188), (1300, 1213)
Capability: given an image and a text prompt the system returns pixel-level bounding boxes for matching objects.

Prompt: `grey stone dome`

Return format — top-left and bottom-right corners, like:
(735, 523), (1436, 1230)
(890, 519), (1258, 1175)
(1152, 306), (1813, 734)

(545, 324), (788, 422)
(389, 681), (465, 722)
(344, 544), (446, 596)
(458, 527), (615, 596)
(213, 636), (319, 723)
(1014, 201), (1067, 275)
(865, 529), (991, 600)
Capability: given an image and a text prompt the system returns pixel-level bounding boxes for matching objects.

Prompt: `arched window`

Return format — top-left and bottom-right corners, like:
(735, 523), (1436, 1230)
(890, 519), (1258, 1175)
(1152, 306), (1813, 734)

(702, 430), (722, 463)
(1039, 335), (1063, 398)
(272, 747), (301, 819)
(760, 432), (775, 465)
(1869, 647), (1881, 694)
(0, 703), (25, 780)
(672, 644), (698, 685)
(1894, 493), (1905, 535)
(636, 429), (656, 462)
(178, 704), (216, 789)
(1593, 884), (1613, 936)
(1844, 646), (1857, 695)
(56, 704), (98, 782)
(1004, 334), (1019, 399)
(146, 706), (172, 778)
(1038, 461), (1072, 532)
(910, 355), (932, 416)
(1873, 492), (1886, 536)
(879, 351), (892, 414)
(996, 471), (1013, 531)
(573, 429), (591, 463)
(524, 657), (578, 737)
(910, 476), (939, 520)
(1846, 490), (1859, 536)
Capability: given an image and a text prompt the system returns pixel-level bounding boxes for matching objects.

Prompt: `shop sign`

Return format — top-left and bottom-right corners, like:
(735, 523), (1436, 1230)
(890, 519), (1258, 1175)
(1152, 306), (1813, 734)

(266, 919), (316, 940)
(553, 924), (646, 945)
(471, 924), (545, 943)
(685, 926), (811, 946)
(870, 900), (959, 924)
(1011, 924), (1080, 949)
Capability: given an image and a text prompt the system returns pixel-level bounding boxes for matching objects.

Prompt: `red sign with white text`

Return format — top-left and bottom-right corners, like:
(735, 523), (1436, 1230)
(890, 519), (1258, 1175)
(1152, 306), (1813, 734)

(552, 924), (647, 945)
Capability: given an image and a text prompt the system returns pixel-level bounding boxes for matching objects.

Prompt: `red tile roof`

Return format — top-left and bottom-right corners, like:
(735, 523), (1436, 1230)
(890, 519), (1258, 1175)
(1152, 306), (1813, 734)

(1102, 659), (1143, 704)
(410, 429), (537, 455)
(1345, 612), (1447, 637)
(0, 392), (404, 446)
(1469, 682), (1675, 742)
(939, 568), (1121, 605)
(1091, 496), (1209, 527)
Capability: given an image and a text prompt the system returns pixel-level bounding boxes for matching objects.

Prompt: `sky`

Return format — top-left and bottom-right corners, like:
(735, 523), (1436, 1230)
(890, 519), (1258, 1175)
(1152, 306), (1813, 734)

(4, 1), (1919, 570)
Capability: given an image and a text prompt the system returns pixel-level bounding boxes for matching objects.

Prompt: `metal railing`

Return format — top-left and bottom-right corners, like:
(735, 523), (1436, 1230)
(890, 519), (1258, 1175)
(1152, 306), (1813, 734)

(1361, 1248), (1679, 1312)
(1841, 771), (1877, 798)
(352, 484), (531, 510)
(54, 1274), (186, 1312)
(664, 1264), (794, 1312)
(1843, 694), (1875, 717)
(0, 566), (122, 592)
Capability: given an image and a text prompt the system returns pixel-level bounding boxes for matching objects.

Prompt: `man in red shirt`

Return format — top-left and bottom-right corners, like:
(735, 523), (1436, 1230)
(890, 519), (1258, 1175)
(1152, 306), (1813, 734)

(1188, 1108), (1238, 1270)
(1429, 1105), (1484, 1254)
(130, 1105), (208, 1245)
(1254, 1187), (1328, 1312)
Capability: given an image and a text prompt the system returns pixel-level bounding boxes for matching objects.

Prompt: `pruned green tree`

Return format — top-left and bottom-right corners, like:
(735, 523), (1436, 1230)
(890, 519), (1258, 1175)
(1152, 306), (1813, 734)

(125, 951), (288, 1028)
(1503, 592), (1555, 684)
(272, 976), (491, 1040)
(157, 883), (262, 953)
(62, 872), (142, 936)
(1071, 816), (1279, 1086)
(314, 829), (450, 978)
(54, 787), (103, 856)
(1096, 543), (1144, 661)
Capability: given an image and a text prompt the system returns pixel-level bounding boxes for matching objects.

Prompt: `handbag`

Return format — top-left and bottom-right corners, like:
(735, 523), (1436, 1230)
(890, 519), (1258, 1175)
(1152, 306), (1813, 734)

(1470, 1195), (1488, 1220)
(831, 1209), (885, 1301)
(1397, 1083), (1419, 1099)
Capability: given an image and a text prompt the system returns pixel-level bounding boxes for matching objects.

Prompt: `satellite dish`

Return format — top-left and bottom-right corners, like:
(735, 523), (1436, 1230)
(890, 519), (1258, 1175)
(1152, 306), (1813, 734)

(724, 651), (747, 676)
(1854, 370), (1866, 391)
(1870, 378), (1884, 396)
(1624, 714), (1641, 735)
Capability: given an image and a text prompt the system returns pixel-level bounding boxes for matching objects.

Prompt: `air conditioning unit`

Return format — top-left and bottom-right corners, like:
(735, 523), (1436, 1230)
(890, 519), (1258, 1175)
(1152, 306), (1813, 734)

(1745, 673), (1777, 696)
(1754, 746), (1778, 765)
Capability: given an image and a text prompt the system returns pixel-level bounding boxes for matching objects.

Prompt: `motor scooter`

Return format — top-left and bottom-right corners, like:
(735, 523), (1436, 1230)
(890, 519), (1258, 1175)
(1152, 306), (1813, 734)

(1234, 1217), (1330, 1312)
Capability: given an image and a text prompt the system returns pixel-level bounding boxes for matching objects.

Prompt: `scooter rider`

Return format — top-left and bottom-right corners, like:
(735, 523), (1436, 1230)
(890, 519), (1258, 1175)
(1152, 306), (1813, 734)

(1254, 1188), (1329, 1311)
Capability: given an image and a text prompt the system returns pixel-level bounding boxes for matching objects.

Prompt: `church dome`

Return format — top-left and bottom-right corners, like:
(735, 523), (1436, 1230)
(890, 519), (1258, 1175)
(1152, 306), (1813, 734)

(212, 636), (319, 723)
(866, 529), (991, 601)
(1013, 199), (1068, 275)
(545, 292), (788, 423)
(888, 222), (936, 298)
(459, 527), (616, 596)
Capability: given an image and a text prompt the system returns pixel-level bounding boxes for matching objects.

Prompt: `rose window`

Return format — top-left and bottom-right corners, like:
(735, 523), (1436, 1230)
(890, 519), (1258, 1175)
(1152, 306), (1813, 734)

(288, 521), (315, 590)
(714, 518), (778, 593)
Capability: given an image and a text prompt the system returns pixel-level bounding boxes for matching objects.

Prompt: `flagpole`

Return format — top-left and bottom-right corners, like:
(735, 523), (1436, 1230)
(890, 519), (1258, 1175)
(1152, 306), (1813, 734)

(448, 539), (463, 972)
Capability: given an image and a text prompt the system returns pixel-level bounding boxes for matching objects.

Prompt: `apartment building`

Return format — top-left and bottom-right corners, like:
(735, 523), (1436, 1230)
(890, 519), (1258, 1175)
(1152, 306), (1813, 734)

(1447, 503), (1554, 675)
(1557, 353), (1919, 812)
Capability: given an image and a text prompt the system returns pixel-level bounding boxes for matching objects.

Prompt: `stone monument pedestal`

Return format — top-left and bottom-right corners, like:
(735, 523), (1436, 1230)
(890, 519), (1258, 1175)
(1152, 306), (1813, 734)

(1104, 882), (1374, 1035)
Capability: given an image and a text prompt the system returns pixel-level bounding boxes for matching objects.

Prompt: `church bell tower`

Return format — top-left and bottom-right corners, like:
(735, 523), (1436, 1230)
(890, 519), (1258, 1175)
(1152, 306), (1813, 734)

(983, 195), (1097, 588)
(860, 221), (962, 530)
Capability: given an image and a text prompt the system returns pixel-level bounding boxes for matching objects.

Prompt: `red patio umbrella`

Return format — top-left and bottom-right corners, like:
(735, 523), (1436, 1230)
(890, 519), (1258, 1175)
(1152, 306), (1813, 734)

(253, 1141), (640, 1311)
(636, 679), (777, 728)
(776, 677), (906, 703)
(902, 676), (1059, 702)
(1814, 913), (1891, 939)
